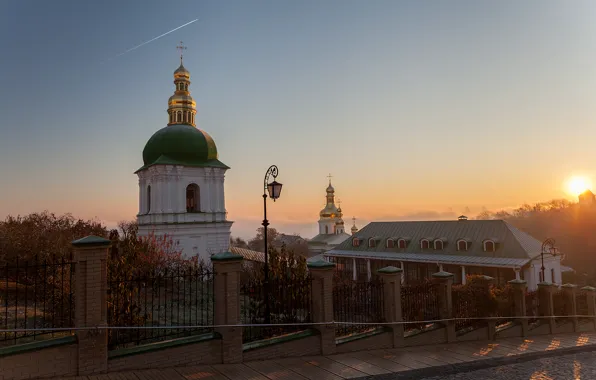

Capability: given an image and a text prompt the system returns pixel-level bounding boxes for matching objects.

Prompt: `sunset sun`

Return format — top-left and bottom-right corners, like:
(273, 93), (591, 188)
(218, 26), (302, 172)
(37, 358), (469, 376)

(566, 176), (592, 196)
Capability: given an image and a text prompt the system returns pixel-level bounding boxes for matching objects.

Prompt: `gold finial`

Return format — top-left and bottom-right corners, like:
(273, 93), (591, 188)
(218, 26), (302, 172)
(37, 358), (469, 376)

(176, 41), (187, 64)
(337, 198), (342, 208)
(352, 217), (356, 225)
(327, 173), (333, 184)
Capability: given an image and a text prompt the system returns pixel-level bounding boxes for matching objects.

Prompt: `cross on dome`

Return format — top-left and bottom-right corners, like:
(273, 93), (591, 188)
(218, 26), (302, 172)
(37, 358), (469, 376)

(327, 173), (333, 184)
(176, 41), (187, 64)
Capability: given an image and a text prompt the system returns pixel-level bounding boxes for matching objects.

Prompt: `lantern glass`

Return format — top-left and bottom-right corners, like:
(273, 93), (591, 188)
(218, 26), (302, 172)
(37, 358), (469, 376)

(267, 180), (283, 200)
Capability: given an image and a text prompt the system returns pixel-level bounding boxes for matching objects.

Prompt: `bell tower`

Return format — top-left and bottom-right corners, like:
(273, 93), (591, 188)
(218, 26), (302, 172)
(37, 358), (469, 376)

(136, 44), (232, 261)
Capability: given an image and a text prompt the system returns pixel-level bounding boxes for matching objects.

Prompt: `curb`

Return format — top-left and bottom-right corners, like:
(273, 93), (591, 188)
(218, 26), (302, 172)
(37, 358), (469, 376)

(354, 343), (596, 380)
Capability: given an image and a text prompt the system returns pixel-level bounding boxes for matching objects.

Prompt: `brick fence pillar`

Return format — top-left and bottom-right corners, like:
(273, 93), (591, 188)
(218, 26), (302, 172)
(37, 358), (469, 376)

(307, 260), (336, 355)
(377, 266), (404, 348)
(508, 279), (528, 336)
(561, 284), (578, 332)
(432, 271), (455, 342)
(72, 235), (111, 375)
(538, 282), (555, 333)
(581, 286), (596, 331)
(211, 252), (244, 364)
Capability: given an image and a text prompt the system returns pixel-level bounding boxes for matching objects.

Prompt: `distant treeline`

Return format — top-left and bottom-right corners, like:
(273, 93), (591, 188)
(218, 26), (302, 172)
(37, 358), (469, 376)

(476, 199), (596, 284)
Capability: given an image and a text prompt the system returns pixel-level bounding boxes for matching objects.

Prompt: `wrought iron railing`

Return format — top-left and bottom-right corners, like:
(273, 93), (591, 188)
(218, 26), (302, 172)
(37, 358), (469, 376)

(525, 290), (539, 325)
(576, 291), (589, 322)
(333, 279), (384, 338)
(452, 286), (492, 332)
(240, 275), (312, 343)
(552, 289), (566, 326)
(401, 282), (440, 331)
(493, 286), (516, 327)
(0, 257), (75, 346)
(107, 265), (215, 350)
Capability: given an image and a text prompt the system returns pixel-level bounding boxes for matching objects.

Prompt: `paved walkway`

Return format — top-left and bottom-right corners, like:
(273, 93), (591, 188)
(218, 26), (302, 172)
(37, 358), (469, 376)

(66, 332), (596, 380)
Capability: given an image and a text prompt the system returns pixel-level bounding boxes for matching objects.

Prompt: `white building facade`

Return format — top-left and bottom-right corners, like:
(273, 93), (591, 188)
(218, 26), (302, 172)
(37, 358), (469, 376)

(135, 56), (232, 261)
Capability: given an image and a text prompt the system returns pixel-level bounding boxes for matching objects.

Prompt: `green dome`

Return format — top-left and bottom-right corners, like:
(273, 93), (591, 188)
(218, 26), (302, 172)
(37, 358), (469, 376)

(138, 124), (228, 172)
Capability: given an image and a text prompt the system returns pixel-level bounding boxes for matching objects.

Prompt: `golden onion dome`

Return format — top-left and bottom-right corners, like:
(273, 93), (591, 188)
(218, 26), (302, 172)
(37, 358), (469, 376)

(168, 93), (196, 108)
(319, 204), (338, 218)
(174, 63), (190, 79)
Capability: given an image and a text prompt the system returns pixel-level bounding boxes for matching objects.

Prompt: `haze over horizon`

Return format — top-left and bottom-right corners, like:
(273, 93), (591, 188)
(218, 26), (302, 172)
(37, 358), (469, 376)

(1, 0), (595, 240)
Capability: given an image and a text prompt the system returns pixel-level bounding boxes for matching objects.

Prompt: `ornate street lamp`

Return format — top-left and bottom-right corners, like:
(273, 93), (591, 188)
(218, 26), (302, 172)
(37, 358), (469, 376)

(540, 238), (558, 283)
(263, 165), (282, 324)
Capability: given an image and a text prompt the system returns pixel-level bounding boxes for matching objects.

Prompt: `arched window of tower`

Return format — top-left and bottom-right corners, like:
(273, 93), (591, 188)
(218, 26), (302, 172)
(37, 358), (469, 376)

(325, 225), (329, 234)
(146, 185), (151, 213)
(186, 184), (200, 212)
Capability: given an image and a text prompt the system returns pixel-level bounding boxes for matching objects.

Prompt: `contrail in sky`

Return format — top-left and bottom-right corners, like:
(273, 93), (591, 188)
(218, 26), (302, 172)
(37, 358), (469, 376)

(101, 19), (198, 64)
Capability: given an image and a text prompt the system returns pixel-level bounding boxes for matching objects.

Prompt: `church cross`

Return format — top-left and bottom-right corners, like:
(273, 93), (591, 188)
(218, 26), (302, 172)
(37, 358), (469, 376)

(176, 41), (187, 63)
(327, 173), (333, 183)
(352, 217), (356, 224)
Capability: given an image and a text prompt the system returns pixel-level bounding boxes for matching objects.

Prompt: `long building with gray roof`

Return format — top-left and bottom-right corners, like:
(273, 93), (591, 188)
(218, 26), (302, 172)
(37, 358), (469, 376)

(320, 216), (564, 290)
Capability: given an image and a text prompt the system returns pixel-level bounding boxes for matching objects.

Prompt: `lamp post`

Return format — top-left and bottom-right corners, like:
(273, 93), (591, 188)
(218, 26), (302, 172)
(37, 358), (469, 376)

(540, 238), (557, 283)
(263, 165), (282, 324)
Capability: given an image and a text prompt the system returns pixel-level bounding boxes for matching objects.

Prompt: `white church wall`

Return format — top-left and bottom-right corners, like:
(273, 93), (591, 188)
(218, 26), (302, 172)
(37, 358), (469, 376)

(137, 164), (231, 262)
(525, 256), (562, 290)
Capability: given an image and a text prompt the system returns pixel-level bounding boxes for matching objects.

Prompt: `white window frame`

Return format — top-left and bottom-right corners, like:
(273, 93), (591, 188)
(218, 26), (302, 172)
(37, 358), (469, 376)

(483, 240), (496, 252)
(457, 239), (468, 251)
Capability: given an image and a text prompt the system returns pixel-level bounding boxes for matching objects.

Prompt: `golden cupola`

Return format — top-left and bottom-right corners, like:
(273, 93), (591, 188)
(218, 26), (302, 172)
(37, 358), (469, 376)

(167, 43), (197, 127)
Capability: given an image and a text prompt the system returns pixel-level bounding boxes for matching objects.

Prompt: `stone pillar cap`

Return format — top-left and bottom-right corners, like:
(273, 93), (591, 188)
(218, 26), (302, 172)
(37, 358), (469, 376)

(581, 286), (596, 292)
(307, 260), (336, 269)
(72, 235), (111, 247)
(538, 281), (554, 286)
(561, 283), (578, 288)
(377, 266), (403, 274)
(508, 279), (527, 285)
(432, 271), (454, 278)
(211, 251), (243, 262)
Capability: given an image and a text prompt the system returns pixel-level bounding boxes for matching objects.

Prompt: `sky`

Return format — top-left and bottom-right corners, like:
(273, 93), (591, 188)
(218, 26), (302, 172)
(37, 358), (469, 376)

(1, 0), (596, 239)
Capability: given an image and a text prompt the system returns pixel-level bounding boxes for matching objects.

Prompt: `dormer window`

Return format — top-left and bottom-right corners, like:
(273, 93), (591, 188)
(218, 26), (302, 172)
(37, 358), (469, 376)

(386, 239), (395, 248)
(434, 239), (444, 250)
(420, 239), (430, 250)
(457, 239), (468, 251)
(352, 238), (361, 247)
(369, 238), (376, 248)
(483, 240), (496, 252)
(397, 239), (407, 249)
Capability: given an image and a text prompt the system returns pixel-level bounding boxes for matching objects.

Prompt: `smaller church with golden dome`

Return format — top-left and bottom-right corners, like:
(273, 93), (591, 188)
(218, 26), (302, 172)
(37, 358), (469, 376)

(135, 47), (232, 261)
(307, 179), (357, 254)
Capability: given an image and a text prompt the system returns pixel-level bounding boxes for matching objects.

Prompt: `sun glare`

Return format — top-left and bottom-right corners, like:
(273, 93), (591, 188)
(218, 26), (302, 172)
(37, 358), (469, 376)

(566, 176), (591, 196)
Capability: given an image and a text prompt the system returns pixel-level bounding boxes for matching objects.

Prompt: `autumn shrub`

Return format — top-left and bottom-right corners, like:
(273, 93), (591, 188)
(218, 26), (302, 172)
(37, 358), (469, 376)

(0, 211), (107, 265)
(241, 244), (310, 323)
(106, 221), (204, 347)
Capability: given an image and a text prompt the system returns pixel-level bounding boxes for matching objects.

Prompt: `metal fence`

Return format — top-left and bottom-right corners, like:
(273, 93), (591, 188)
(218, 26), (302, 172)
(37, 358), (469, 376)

(452, 286), (490, 332)
(240, 275), (312, 343)
(333, 279), (384, 338)
(552, 289), (566, 326)
(1, 258), (75, 346)
(493, 286), (516, 327)
(107, 265), (215, 350)
(576, 291), (589, 322)
(525, 290), (539, 325)
(401, 282), (440, 331)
